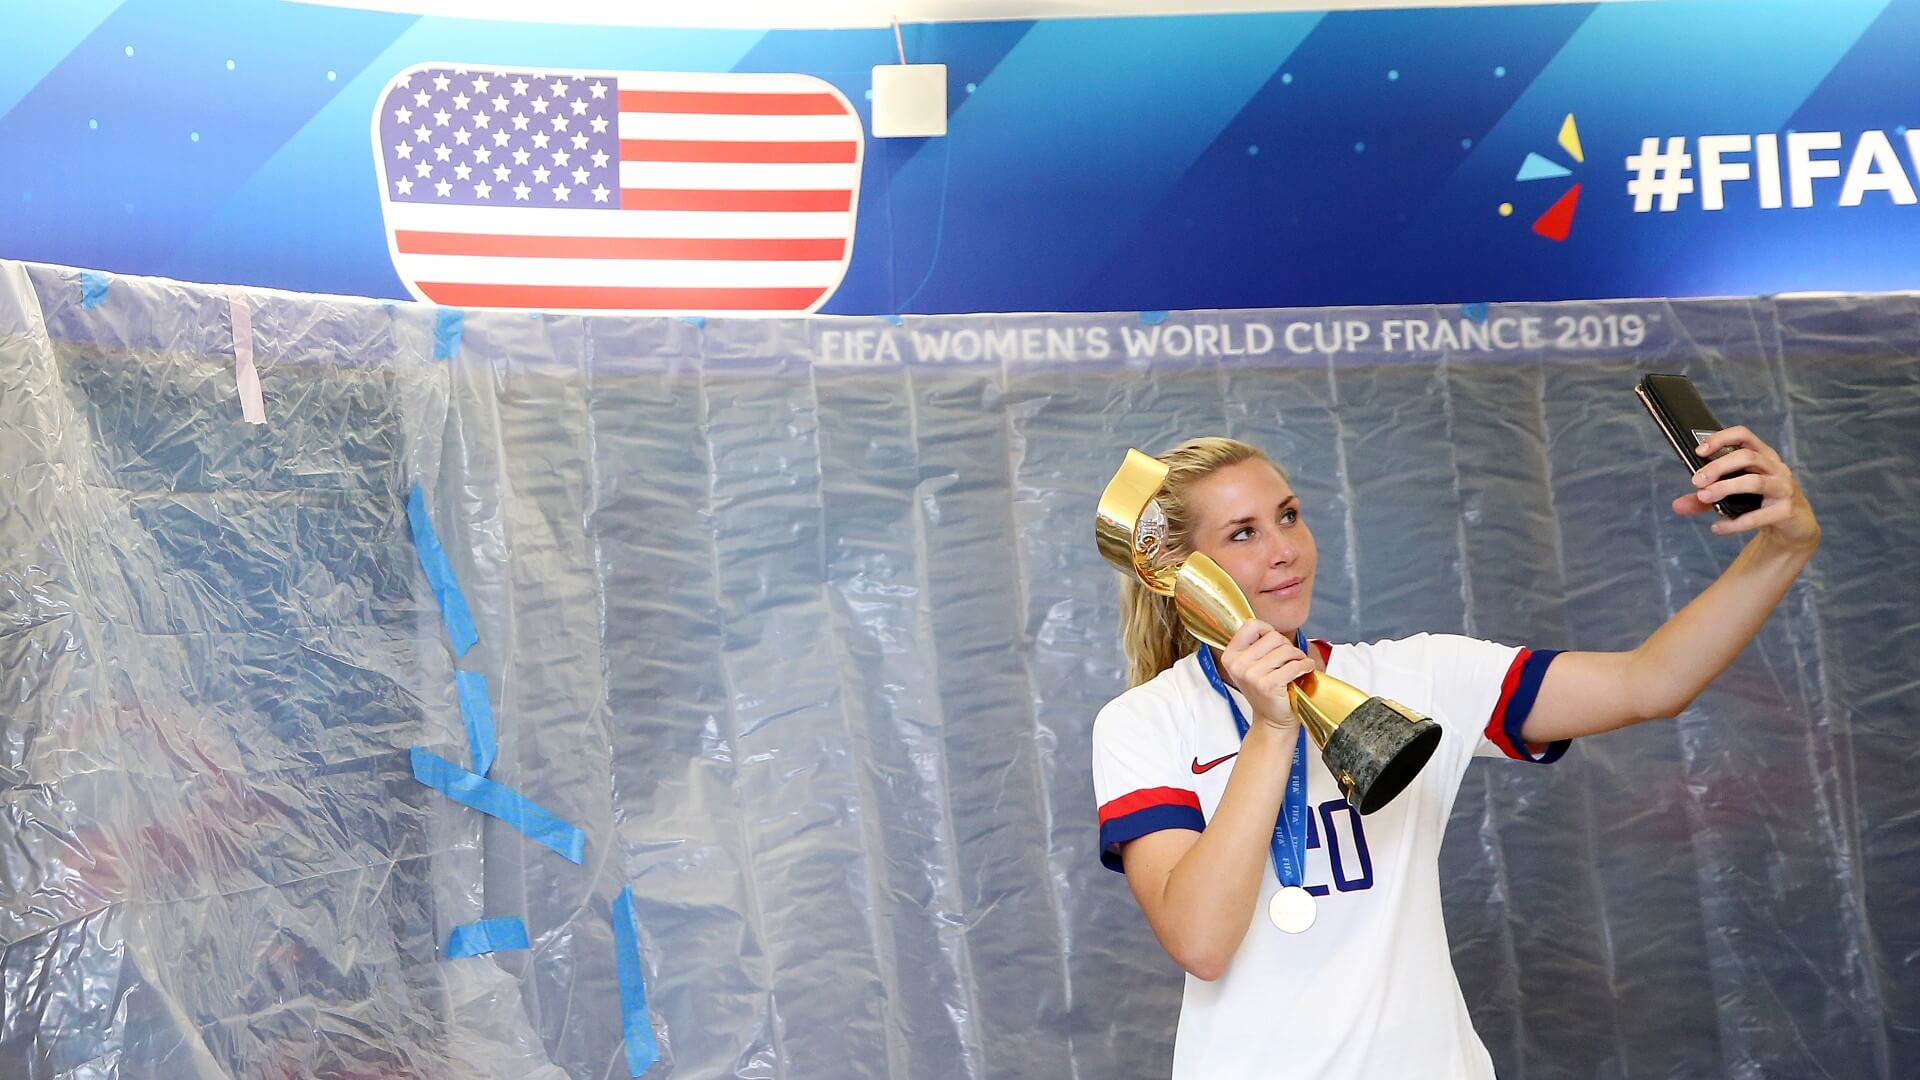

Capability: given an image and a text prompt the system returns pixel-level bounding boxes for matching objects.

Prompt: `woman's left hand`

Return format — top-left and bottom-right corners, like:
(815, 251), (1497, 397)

(1671, 426), (1820, 551)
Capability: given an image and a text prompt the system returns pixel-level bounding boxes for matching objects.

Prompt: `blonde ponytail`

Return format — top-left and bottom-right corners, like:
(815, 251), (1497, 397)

(1115, 437), (1286, 687)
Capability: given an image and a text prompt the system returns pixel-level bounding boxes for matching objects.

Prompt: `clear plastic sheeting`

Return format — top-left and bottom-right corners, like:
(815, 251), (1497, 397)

(0, 259), (1914, 1079)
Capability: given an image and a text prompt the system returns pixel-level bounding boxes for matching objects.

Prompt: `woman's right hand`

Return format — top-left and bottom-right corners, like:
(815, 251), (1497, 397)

(1219, 620), (1315, 731)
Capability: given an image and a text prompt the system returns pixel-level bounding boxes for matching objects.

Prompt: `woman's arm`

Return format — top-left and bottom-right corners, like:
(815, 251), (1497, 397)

(1121, 721), (1295, 981)
(1122, 623), (1315, 981)
(1522, 425), (1820, 742)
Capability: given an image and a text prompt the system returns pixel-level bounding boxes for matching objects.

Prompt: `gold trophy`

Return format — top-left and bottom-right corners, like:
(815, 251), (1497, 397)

(1097, 449), (1441, 814)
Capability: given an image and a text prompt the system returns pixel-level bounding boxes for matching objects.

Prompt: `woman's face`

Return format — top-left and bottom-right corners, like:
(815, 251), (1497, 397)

(1185, 458), (1317, 634)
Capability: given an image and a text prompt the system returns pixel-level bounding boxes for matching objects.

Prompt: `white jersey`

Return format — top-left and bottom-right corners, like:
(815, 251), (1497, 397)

(1091, 634), (1567, 1079)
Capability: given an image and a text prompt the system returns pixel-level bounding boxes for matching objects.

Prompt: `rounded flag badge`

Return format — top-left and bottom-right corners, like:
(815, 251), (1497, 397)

(372, 64), (864, 316)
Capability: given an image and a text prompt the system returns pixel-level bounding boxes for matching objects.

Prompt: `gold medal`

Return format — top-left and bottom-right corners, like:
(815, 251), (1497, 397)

(1268, 885), (1317, 934)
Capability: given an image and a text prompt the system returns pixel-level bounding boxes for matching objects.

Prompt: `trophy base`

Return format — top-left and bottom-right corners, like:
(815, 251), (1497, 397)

(1321, 699), (1442, 814)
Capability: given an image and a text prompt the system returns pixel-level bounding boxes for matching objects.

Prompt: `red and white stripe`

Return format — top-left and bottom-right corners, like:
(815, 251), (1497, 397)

(381, 69), (862, 316)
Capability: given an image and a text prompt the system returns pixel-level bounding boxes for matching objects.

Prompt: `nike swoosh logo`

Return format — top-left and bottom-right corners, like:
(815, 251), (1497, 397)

(1191, 752), (1238, 775)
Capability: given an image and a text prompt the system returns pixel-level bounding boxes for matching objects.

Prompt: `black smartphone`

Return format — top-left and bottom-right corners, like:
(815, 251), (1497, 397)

(1634, 373), (1763, 518)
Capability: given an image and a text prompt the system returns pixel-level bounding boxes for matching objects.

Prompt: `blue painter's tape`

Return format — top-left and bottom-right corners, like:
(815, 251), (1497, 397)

(447, 916), (529, 958)
(406, 484), (479, 657)
(411, 747), (586, 864)
(434, 308), (464, 360)
(678, 315), (706, 329)
(456, 669), (496, 777)
(79, 272), (109, 310)
(1139, 309), (1170, 325)
(613, 885), (660, 1077)
(1461, 302), (1490, 323)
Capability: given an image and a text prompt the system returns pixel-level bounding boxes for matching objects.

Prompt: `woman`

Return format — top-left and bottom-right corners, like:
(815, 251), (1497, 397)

(1091, 434), (1819, 1078)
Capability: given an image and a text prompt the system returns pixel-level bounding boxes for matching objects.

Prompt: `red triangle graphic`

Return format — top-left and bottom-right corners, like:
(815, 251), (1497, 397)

(1531, 183), (1580, 242)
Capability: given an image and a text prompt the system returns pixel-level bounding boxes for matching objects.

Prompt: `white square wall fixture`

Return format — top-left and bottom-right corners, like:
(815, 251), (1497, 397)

(871, 64), (947, 138)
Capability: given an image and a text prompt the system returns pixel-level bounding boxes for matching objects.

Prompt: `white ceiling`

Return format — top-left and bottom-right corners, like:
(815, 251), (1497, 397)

(293, 0), (1645, 31)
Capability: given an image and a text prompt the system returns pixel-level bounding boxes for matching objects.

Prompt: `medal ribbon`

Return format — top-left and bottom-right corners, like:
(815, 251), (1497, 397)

(1197, 631), (1310, 889)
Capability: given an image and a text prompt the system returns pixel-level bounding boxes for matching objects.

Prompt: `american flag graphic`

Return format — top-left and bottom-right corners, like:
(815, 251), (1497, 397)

(373, 64), (863, 315)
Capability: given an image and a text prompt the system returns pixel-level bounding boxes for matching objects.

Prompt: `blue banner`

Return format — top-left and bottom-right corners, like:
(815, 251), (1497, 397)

(1, 0), (1913, 314)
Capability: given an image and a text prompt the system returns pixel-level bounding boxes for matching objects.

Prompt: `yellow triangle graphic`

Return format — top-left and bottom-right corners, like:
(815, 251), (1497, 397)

(1558, 113), (1584, 164)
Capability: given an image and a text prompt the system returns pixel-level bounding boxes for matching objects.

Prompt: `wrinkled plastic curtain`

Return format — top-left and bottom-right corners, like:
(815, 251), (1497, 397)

(2, 259), (1915, 1080)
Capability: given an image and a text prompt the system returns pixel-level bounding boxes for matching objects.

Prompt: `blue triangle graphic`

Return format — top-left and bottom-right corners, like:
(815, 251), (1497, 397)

(1516, 152), (1572, 182)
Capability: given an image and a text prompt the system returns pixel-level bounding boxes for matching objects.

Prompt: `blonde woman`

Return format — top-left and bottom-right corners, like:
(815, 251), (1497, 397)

(1091, 434), (1819, 1078)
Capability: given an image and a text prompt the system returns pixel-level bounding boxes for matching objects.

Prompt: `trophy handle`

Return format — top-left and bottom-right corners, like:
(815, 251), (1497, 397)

(1172, 552), (1254, 650)
(1176, 552), (1370, 753)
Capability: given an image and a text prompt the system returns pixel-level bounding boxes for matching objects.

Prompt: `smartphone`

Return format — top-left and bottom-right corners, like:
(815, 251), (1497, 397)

(1634, 373), (1762, 518)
